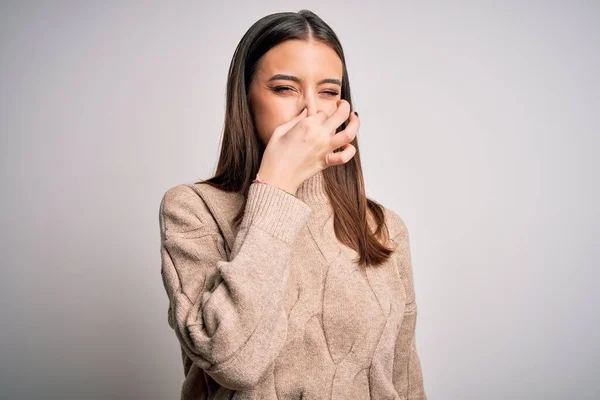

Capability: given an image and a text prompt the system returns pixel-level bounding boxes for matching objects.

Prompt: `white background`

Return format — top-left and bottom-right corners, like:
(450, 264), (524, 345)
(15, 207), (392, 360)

(0, 1), (598, 399)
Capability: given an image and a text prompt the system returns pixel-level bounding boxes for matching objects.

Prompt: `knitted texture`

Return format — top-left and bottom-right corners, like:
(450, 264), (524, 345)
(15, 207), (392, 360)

(158, 170), (427, 399)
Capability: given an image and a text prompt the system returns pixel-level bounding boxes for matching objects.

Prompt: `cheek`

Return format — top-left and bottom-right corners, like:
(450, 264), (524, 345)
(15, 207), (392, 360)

(253, 107), (276, 146)
(253, 100), (295, 144)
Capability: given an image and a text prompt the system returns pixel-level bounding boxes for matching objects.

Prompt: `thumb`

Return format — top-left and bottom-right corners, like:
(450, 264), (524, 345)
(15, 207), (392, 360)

(275, 108), (308, 136)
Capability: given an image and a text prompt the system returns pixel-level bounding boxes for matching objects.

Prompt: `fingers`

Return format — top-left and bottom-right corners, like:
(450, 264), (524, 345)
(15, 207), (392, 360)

(274, 107), (308, 136)
(325, 143), (356, 167)
(329, 108), (359, 150)
(322, 99), (352, 133)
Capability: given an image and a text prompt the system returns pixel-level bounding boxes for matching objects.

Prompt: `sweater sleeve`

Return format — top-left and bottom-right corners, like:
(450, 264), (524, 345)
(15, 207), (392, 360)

(391, 217), (427, 400)
(159, 182), (313, 390)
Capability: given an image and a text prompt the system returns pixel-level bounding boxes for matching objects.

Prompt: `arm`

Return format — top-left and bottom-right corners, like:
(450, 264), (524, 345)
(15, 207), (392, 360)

(159, 182), (312, 390)
(392, 217), (427, 399)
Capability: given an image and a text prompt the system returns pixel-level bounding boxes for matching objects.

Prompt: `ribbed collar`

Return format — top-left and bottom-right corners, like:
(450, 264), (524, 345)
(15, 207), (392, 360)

(295, 170), (331, 207)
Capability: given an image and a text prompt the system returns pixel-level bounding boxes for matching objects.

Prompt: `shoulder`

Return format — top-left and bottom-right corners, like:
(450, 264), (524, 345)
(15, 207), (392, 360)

(382, 205), (409, 242)
(159, 183), (216, 236)
(381, 206), (417, 304)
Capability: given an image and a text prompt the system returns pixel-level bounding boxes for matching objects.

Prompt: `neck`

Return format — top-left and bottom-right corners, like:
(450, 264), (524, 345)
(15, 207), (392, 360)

(295, 170), (330, 207)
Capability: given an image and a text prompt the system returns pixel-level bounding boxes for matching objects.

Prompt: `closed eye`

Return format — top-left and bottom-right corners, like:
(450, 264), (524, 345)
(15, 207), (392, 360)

(273, 86), (295, 93)
(273, 86), (339, 97)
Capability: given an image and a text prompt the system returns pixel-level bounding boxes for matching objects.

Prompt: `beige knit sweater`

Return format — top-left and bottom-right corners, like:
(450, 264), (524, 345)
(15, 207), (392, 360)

(159, 170), (427, 399)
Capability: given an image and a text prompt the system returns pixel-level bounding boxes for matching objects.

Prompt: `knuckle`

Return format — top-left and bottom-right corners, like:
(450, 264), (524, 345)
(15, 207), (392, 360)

(306, 121), (318, 134)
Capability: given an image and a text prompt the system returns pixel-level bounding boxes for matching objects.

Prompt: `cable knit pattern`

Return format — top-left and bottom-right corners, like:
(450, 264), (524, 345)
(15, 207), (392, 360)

(158, 170), (427, 399)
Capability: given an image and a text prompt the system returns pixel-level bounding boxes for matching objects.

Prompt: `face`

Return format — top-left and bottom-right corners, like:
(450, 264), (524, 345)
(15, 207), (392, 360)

(248, 39), (344, 146)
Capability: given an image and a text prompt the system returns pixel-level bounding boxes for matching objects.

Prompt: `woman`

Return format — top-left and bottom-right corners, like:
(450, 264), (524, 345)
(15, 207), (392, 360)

(159, 9), (427, 399)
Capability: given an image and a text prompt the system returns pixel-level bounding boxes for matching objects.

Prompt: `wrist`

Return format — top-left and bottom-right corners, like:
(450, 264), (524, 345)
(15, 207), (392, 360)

(253, 172), (298, 197)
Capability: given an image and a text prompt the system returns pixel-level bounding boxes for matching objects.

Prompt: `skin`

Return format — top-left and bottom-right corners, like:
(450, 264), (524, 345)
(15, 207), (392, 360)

(248, 39), (344, 146)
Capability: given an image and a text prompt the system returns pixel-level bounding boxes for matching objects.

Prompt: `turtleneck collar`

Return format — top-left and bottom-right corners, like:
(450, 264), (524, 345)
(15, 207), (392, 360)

(295, 170), (331, 207)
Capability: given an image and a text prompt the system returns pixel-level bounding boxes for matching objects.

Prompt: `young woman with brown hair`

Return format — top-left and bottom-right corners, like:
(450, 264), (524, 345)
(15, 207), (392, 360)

(159, 9), (427, 399)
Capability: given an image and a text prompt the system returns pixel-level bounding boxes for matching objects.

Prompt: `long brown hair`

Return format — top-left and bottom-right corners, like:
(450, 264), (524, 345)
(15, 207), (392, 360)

(196, 10), (396, 268)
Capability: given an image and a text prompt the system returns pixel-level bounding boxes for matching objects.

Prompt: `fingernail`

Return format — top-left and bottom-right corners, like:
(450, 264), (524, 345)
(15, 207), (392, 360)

(354, 111), (359, 117)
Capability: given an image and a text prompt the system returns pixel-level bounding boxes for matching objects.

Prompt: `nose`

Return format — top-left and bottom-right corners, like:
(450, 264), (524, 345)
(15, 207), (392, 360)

(305, 99), (318, 117)
(301, 90), (340, 117)
(299, 96), (339, 116)
(301, 87), (322, 117)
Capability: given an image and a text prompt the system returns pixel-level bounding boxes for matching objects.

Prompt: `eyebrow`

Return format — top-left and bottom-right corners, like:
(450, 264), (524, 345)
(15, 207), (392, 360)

(268, 74), (341, 86)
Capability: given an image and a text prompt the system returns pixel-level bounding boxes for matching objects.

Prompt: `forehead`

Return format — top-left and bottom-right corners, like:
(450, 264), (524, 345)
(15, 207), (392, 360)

(256, 39), (343, 79)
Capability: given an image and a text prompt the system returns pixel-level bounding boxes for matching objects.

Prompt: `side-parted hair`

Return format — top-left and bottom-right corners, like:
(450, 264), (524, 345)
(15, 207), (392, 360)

(197, 9), (396, 268)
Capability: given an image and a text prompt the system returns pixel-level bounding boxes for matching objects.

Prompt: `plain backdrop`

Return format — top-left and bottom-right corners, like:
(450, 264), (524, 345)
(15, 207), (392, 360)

(0, 1), (598, 399)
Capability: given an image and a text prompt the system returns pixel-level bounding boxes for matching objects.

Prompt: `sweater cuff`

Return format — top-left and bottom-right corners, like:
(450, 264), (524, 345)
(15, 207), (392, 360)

(242, 182), (313, 244)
